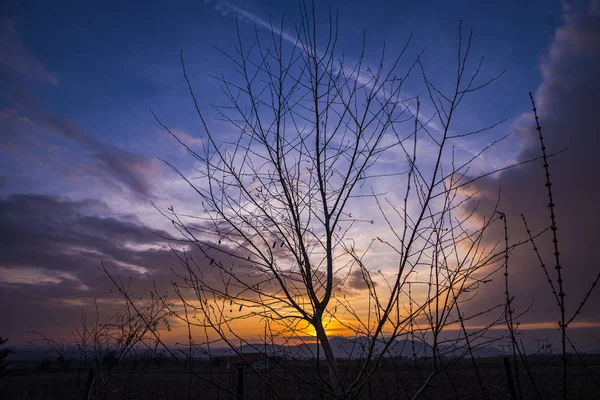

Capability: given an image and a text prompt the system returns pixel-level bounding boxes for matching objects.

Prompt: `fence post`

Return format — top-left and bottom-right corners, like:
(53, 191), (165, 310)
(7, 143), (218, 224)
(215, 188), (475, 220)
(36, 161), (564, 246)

(237, 365), (245, 399)
(503, 357), (517, 399)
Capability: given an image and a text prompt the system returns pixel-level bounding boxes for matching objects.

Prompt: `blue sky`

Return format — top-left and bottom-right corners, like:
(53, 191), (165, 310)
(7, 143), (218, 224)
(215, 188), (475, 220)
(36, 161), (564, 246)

(2, 0), (561, 190)
(0, 0), (561, 210)
(1, 0), (599, 348)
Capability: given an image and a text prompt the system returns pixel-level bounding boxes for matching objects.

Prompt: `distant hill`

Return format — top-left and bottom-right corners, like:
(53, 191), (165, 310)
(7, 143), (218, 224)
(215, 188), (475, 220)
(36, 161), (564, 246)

(188, 336), (508, 360)
(14, 336), (600, 362)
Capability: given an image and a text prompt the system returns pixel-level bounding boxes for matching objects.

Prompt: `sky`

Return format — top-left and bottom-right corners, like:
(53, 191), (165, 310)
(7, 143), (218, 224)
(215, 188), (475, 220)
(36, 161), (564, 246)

(1, 0), (599, 351)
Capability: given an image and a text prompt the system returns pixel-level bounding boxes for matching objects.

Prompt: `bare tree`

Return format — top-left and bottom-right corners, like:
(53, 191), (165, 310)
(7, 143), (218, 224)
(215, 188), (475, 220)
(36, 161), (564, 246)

(149, 5), (524, 399)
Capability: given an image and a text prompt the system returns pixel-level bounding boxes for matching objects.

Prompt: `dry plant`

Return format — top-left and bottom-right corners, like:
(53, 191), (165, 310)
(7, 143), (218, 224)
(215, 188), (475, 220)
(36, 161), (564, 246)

(32, 283), (170, 400)
(507, 94), (600, 400)
(0, 337), (15, 378)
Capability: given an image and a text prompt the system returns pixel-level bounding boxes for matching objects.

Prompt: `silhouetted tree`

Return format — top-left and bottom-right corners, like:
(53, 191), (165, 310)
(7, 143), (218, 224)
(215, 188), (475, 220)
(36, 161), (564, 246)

(0, 337), (15, 378)
(144, 4), (515, 397)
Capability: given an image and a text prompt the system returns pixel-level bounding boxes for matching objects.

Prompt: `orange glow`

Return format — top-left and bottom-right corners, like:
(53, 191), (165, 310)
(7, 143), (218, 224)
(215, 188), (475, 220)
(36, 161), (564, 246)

(490, 321), (600, 330)
(143, 314), (600, 349)
(151, 291), (600, 346)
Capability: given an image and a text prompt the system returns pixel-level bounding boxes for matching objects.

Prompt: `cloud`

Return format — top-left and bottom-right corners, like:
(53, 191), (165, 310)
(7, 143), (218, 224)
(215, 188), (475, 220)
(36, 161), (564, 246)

(459, 2), (600, 327)
(0, 194), (174, 278)
(0, 105), (162, 200)
(0, 194), (182, 343)
(0, 266), (89, 290)
(0, 196), (143, 339)
(41, 114), (162, 200)
(0, 194), (270, 343)
(0, 108), (35, 145)
(0, 20), (57, 84)
(171, 129), (203, 149)
(344, 268), (378, 292)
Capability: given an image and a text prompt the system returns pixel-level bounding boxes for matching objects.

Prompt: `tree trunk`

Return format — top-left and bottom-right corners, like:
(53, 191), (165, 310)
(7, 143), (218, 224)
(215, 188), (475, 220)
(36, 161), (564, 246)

(315, 313), (342, 397)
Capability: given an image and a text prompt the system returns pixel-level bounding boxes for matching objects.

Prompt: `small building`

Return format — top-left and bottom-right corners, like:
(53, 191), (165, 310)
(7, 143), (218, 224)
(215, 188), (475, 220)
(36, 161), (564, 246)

(225, 352), (270, 371)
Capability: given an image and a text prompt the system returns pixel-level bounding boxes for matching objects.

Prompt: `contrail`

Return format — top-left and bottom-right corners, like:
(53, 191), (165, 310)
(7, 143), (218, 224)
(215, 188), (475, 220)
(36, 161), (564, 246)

(204, 0), (496, 166)
(205, 0), (399, 95)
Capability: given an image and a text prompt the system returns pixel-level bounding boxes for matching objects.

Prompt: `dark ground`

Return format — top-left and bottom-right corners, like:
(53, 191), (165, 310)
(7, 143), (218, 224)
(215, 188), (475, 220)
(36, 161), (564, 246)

(1, 355), (599, 399)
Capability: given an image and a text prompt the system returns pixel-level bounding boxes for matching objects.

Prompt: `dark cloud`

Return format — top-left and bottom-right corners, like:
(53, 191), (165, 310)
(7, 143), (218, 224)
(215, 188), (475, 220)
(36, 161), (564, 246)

(0, 194), (174, 273)
(460, 3), (600, 327)
(0, 194), (269, 344)
(345, 268), (378, 292)
(0, 194), (176, 342)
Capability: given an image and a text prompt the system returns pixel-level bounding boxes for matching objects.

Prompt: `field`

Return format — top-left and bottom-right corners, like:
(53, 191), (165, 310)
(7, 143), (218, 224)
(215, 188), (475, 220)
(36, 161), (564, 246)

(2, 355), (599, 399)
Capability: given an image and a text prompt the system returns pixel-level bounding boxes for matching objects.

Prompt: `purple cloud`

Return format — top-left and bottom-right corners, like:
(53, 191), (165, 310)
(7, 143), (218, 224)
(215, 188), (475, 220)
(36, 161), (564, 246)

(0, 194), (262, 344)
(41, 113), (161, 199)
(460, 2), (600, 328)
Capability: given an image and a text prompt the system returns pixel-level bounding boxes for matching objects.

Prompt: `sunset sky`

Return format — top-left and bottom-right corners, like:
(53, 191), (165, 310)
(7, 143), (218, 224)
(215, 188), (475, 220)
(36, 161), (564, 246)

(1, 0), (599, 351)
